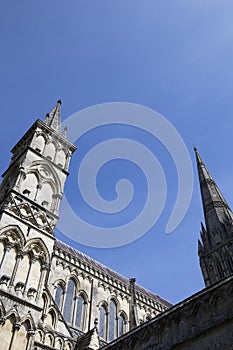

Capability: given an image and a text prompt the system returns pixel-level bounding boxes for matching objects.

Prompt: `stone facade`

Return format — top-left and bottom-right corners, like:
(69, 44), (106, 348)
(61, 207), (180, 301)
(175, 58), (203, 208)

(0, 102), (232, 349)
(0, 102), (171, 350)
(103, 275), (233, 349)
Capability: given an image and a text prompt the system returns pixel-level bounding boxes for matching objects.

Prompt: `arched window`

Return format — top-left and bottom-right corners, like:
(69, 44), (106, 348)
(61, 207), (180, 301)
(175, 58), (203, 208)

(33, 134), (46, 153)
(99, 305), (107, 340)
(63, 279), (76, 323)
(56, 149), (66, 168)
(54, 284), (64, 310)
(108, 299), (117, 342)
(118, 313), (126, 337)
(20, 173), (38, 201)
(44, 142), (56, 161)
(75, 295), (86, 330)
(37, 182), (54, 209)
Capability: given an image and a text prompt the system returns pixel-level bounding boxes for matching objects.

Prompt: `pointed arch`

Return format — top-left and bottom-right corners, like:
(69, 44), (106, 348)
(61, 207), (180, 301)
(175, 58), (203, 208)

(21, 312), (36, 331)
(56, 148), (67, 168)
(23, 168), (41, 183)
(63, 277), (77, 324)
(36, 131), (49, 142)
(13, 318), (31, 350)
(107, 295), (119, 308)
(20, 171), (39, 201)
(32, 132), (47, 154)
(46, 307), (57, 328)
(0, 225), (25, 251)
(98, 302), (107, 341)
(5, 307), (20, 323)
(64, 340), (73, 350)
(0, 314), (15, 349)
(108, 298), (117, 341)
(26, 160), (62, 194)
(44, 141), (57, 161)
(54, 280), (65, 310)
(35, 329), (44, 343)
(74, 291), (88, 330)
(23, 237), (50, 264)
(41, 292), (49, 316)
(65, 274), (80, 290)
(118, 310), (127, 337)
(55, 337), (64, 350)
(44, 332), (54, 347)
(77, 289), (88, 301)
(54, 278), (66, 289)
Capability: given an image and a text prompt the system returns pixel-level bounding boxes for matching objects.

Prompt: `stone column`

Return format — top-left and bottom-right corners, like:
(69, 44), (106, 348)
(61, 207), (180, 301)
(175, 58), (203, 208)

(34, 184), (42, 202)
(64, 152), (72, 171)
(89, 279), (99, 330)
(0, 245), (10, 270)
(51, 194), (62, 213)
(8, 323), (20, 350)
(24, 258), (35, 294)
(9, 252), (23, 288)
(26, 329), (35, 350)
(106, 311), (109, 342)
(15, 167), (25, 191)
(36, 263), (49, 301)
(88, 278), (94, 331)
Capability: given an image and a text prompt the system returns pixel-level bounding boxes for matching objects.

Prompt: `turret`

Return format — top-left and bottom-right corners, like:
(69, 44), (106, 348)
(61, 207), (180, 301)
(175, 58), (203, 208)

(0, 100), (76, 236)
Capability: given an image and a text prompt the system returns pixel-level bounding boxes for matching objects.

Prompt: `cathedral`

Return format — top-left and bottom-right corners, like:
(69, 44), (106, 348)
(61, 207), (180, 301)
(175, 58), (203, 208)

(0, 101), (233, 350)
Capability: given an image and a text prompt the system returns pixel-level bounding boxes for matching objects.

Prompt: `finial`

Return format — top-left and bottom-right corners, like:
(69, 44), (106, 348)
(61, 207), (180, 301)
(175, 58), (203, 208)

(43, 100), (62, 133)
(63, 126), (67, 138)
(193, 145), (197, 152)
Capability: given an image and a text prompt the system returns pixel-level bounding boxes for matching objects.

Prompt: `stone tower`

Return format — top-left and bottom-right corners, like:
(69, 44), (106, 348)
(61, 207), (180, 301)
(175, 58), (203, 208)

(0, 100), (76, 238)
(0, 100), (76, 290)
(0, 102), (171, 350)
(0, 101), (76, 346)
(195, 147), (233, 286)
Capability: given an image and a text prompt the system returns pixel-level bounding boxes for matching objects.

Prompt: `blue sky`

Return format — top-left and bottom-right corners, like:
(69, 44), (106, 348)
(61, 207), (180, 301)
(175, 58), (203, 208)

(1, 1), (233, 304)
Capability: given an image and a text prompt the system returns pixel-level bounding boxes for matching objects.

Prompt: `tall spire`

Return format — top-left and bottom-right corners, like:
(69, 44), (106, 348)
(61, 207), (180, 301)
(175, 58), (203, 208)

(44, 99), (62, 133)
(195, 147), (233, 286)
(195, 147), (233, 244)
(194, 147), (233, 245)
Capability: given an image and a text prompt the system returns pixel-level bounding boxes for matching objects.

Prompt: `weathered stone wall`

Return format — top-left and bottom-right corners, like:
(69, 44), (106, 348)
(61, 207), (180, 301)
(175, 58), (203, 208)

(48, 241), (170, 343)
(103, 275), (233, 350)
(0, 224), (75, 350)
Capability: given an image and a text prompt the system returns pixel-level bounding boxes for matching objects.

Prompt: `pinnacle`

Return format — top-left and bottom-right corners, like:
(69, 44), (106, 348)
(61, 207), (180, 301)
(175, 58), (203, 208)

(195, 148), (233, 244)
(43, 100), (62, 133)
